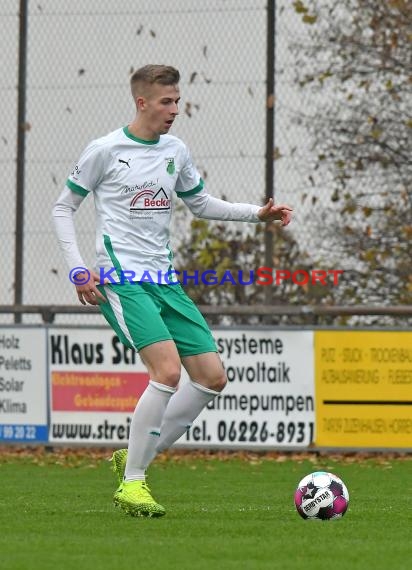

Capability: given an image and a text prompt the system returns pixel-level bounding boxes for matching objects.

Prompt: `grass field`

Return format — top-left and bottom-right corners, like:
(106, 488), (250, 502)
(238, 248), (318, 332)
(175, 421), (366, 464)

(0, 449), (411, 570)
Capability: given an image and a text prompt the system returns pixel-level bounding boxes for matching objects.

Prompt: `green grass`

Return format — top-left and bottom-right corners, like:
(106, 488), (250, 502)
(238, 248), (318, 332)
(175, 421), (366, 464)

(0, 451), (411, 570)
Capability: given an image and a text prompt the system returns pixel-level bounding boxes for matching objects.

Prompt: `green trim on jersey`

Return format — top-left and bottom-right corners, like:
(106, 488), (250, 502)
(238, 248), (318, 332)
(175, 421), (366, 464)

(123, 126), (159, 145)
(96, 288), (135, 349)
(166, 243), (173, 263)
(176, 178), (204, 198)
(103, 234), (124, 280)
(66, 179), (89, 197)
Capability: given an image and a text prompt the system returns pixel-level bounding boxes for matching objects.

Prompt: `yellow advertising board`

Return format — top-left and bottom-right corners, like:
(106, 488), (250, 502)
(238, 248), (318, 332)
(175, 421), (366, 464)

(315, 331), (412, 448)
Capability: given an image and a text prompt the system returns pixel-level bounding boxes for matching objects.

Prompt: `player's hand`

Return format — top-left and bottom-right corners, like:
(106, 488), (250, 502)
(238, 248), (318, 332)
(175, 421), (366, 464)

(73, 269), (108, 306)
(257, 198), (293, 226)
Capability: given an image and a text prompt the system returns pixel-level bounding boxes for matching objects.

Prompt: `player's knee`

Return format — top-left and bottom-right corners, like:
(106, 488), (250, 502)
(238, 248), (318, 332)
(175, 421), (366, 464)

(209, 371), (227, 393)
(157, 366), (181, 388)
(147, 362), (181, 387)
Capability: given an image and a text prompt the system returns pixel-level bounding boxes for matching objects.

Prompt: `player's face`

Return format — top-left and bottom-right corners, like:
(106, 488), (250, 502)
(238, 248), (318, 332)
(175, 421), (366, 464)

(141, 83), (180, 137)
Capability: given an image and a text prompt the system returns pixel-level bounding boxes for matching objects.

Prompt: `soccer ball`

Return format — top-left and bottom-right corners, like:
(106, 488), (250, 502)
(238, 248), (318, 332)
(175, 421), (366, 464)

(294, 471), (349, 520)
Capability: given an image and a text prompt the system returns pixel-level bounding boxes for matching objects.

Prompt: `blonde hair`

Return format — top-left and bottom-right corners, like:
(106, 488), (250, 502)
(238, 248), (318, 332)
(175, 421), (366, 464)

(130, 64), (180, 99)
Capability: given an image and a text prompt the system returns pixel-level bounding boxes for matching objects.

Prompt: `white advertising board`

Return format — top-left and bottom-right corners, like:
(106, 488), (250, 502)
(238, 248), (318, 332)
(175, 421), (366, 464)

(48, 327), (314, 448)
(178, 330), (315, 448)
(0, 328), (48, 443)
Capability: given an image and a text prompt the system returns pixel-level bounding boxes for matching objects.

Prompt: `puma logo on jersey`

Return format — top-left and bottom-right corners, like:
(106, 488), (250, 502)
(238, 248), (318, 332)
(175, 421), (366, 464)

(119, 158), (131, 168)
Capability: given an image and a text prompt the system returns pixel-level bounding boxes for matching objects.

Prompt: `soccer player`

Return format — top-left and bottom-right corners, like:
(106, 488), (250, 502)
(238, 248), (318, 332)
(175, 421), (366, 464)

(52, 64), (292, 518)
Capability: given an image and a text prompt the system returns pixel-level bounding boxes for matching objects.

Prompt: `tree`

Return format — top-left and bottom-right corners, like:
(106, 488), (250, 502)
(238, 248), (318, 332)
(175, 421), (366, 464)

(174, 217), (333, 325)
(290, 0), (412, 310)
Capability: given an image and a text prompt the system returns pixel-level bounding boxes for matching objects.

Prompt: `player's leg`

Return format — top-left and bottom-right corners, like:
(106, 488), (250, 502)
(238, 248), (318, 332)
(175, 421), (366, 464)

(113, 351), (226, 478)
(98, 282), (181, 516)
(113, 340), (182, 517)
(123, 339), (180, 482)
(110, 341), (178, 485)
(152, 284), (227, 453)
(115, 354), (226, 471)
(155, 352), (226, 453)
(106, 282), (226, 513)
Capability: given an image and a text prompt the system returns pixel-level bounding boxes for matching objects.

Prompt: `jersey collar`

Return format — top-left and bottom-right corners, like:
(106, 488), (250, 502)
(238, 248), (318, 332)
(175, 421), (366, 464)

(123, 126), (160, 145)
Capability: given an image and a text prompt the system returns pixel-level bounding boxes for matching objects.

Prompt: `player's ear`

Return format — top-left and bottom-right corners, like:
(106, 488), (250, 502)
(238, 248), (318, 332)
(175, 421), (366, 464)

(136, 96), (146, 111)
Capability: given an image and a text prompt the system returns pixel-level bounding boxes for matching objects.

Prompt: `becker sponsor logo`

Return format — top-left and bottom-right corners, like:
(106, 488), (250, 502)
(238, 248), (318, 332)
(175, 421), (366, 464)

(130, 187), (171, 211)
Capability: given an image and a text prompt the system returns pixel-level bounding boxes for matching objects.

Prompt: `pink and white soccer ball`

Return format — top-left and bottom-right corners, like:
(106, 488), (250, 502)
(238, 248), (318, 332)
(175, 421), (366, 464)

(294, 471), (349, 520)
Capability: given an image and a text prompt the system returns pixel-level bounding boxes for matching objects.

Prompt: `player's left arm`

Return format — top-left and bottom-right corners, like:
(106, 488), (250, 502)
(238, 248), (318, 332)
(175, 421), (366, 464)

(256, 197), (292, 226)
(176, 142), (292, 226)
(181, 189), (293, 226)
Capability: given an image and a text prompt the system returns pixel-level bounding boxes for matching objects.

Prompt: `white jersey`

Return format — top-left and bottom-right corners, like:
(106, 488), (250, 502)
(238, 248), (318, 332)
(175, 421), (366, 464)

(66, 126), (204, 283)
(54, 126), (261, 284)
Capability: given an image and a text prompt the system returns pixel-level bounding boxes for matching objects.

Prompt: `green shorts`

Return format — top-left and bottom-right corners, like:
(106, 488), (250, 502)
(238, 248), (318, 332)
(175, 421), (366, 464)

(97, 281), (217, 357)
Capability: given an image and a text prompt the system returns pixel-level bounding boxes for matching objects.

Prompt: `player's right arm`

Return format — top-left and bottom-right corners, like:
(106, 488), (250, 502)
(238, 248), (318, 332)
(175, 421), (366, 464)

(52, 140), (107, 305)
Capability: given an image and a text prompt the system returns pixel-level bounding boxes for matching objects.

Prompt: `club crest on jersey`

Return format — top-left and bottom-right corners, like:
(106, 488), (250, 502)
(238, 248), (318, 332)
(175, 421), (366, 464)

(129, 187), (171, 216)
(166, 157), (175, 175)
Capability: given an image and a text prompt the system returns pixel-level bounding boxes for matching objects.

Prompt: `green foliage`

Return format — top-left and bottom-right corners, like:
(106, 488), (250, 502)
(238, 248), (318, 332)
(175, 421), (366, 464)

(174, 218), (333, 323)
(293, 0), (318, 22)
